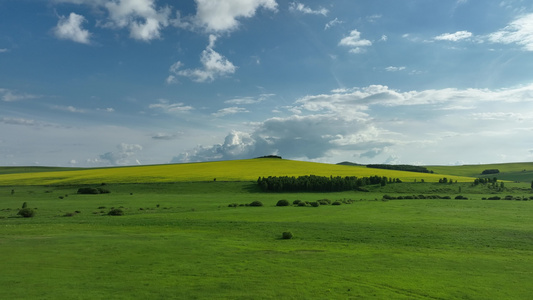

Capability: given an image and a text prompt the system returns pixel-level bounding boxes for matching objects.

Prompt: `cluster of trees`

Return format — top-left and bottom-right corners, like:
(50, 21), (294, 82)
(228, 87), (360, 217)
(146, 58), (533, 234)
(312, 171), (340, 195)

(257, 175), (401, 192)
(473, 177), (498, 185)
(366, 164), (433, 173)
(438, 177), (456, 184)
(481, 169), (500, 175)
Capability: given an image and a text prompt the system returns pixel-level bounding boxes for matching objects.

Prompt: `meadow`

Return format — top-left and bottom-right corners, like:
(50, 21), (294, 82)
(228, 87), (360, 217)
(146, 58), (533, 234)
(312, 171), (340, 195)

(1, 159), (533, 299)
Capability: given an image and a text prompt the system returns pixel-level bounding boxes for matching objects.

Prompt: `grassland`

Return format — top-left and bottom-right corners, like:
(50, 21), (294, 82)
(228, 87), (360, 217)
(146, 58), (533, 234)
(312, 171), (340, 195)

(1, 159), (533, 299)
(428, 162), (533, 182)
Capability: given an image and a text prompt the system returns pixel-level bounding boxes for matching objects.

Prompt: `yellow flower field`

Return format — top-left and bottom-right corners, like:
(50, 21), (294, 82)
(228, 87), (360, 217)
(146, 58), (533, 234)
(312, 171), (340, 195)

(0, 158), (474, 186)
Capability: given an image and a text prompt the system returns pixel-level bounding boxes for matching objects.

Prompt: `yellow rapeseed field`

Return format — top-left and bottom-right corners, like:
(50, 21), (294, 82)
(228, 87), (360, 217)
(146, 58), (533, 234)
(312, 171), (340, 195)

(0, 158), (474, 186)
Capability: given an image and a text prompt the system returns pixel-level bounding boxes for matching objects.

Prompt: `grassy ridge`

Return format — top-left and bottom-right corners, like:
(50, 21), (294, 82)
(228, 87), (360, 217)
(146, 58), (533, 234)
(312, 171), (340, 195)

(0, 159), (474, 186)
(429, 162), (533, 182)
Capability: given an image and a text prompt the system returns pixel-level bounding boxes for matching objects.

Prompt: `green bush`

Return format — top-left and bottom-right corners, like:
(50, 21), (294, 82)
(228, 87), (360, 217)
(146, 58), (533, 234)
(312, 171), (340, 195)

(282, 232), (293, 239)
(107, 208), (124, 216)
(292, 199), (302, 205)
(276, 199), (290, 206)
(297, 201), (307, 207)
(77, 187), (111, 195)
(332, 201), (342, 206)
(310, 201), (320, 207)
(317, 199), (331, 205)
(249, 200), (263, 207)
(228, 203), (238, 207)
(18, 208), (35, 218)
(22, 202), (27, 209)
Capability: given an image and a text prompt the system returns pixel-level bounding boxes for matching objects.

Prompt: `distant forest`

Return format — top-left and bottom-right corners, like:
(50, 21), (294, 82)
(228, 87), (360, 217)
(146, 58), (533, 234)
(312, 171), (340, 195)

(366, 164), (433, 173)
(257, 175), (402, 192)
(337, 162), (432, 173)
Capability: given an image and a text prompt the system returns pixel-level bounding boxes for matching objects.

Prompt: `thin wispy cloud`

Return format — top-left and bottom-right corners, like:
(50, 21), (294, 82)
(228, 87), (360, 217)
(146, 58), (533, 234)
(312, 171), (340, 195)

(435, 30), (473, 41)
(289, 2), (328, 16)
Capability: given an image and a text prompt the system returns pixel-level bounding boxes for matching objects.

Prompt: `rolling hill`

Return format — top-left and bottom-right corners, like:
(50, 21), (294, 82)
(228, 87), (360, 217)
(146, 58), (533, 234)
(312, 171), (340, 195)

(0, 158), (475, 186)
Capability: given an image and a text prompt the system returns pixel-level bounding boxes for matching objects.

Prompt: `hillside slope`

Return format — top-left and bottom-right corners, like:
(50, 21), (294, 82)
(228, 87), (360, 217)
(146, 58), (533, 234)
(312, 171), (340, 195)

(0, 158), (474, 186)
(428, 162), (533, 182)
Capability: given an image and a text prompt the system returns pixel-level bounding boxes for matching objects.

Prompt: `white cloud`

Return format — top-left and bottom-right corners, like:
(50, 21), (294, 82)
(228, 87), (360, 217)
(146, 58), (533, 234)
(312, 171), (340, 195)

(99, 143), (143, 165)
(194, 0), (278, 32)
(385, 66), (406, 72)
(149, 99), (194, 113)
(54, 0), (171, 42)
(289, 2), (328, 16)
(0, 117), (38, 127)
(53, 12), (92, 44)
(324, 18), (343, 30)
(380, 35), (388, 42)
(224, 93), (274, 104)
(0, 88), (40, 102)
(52, 105), (87, 113)
(434, 30), (473, 41)
(212, 107), (249, 117)
(169, 35), (236, 82)
(488, 13), (533, 51)
(171, 83), (533, 164)
(339, 29), (372, 53)
(0, 48), (8, 53)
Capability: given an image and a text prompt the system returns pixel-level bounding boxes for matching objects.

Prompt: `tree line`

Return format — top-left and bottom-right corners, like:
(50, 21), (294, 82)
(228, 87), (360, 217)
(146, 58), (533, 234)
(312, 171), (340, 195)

(366, 164), (432, 173)
(257, 175), (402, 192)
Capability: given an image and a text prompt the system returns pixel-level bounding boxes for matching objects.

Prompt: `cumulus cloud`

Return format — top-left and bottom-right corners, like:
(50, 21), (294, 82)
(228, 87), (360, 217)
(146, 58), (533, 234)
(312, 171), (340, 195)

(194, 0), (278, 32)
(151, 132), (183, 140)
(54, 0), (171, 41)
(434, 30), (473, 41)
(289, 2), (328, 16)
(168, 35), (236, 82)
(99, 143), (143, 165)
(54, 12), (92, 44)
(0, 48), (8, 53)
(172, 83), (533, 164)
(339, 29), (372, 53)
(488, 13), (533, 51)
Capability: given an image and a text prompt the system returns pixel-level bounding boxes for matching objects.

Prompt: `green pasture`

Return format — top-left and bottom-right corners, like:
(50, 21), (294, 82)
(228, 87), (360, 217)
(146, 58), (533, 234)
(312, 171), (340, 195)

(429, 162), (533, 182)
(1, 180), (533, 299)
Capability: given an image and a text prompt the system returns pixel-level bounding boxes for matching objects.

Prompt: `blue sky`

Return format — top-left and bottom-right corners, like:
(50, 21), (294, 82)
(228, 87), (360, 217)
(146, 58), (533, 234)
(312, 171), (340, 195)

(1, 0), (533, 167)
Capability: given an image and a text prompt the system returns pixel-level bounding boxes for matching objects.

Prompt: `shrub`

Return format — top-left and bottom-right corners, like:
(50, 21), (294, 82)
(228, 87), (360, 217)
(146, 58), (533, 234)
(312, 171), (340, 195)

(297, 201), (307, 207)
(18, 208), (35, 218)
(310, 201), (320, 207)
(293, 199), (302, 205)
(64, 212), (76, 217)
(22, 202), (27, 209)
(282, 232), (293, 239)
(107, 208), (124, 216)
(504, 195), (514, 200)
(276, 199), (290, 206)
(249, 200), (263, 207)
(228, 203), (238, 207)
(317, 199), (331, 205)
(77, 187), (110, 194)
(455, 195), (468, 200)
(332, 201), (342, 205)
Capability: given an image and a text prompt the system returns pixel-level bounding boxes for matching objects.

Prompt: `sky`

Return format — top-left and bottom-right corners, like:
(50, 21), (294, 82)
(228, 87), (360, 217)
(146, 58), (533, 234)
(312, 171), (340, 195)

(1, 0), (533, 167)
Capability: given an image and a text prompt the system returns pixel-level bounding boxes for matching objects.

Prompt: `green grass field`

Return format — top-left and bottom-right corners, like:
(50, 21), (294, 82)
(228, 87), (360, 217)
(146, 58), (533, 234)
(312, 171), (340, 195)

(1, 159), (533, 299)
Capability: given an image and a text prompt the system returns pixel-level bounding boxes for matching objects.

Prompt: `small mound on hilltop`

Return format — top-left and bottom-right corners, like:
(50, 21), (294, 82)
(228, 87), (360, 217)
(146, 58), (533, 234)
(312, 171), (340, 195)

(255, 155), (282, 159)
